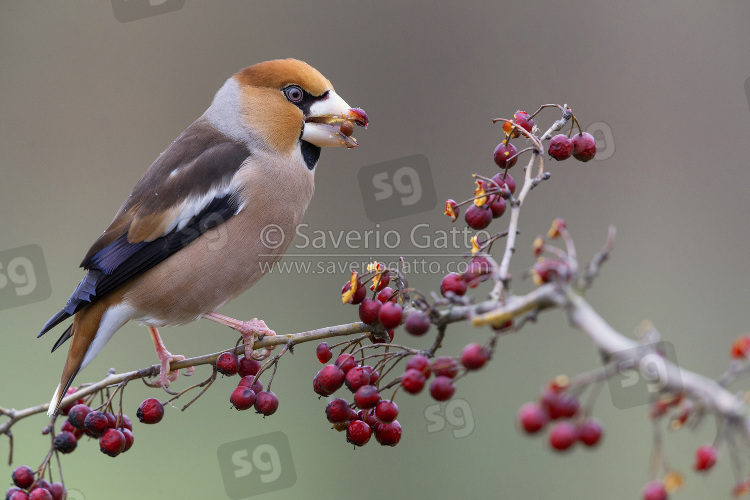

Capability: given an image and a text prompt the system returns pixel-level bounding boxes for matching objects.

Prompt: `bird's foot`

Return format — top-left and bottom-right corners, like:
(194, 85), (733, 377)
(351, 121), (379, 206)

(202, 312), (276, 360)
(148, 326), (195, 388)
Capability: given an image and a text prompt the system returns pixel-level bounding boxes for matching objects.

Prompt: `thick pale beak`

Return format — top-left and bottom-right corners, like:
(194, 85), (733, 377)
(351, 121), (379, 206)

(302, 91), (368, 149)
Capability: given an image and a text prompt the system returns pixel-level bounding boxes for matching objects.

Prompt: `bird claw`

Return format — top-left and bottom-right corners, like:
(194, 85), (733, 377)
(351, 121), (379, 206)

(236, 318), (276, 360)
(156, 352), (193, 387)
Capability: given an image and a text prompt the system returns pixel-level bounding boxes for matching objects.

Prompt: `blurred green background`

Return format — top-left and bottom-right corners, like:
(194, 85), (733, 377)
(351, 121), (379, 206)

(2, 1), (749, 499)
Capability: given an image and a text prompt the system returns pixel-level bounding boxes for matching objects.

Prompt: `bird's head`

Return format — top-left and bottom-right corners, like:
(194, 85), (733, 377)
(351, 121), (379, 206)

(232, 59), (368, 155)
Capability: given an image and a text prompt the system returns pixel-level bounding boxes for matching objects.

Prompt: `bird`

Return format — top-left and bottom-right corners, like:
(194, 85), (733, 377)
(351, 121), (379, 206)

(38, 58), (368, 416)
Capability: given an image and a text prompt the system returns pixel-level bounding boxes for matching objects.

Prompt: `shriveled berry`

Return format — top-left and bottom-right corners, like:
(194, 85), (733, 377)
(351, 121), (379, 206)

(230, 386), (257, 410)
(491, 172), (516, 195)
(493, 142), (518, 169)
(122, 428), (135, 452)
(354, 385), (381, 409)
(335, 353), (357, 374)
(432, 356), (459, 379)
(694, 444), (718, 471)
(59, 387), (84, 416)
(313, 365), (345, 396)
(461, 343), (490, 370)
(430, 376), (455, 401)
(254, 391), (279, 416)
(464, 204), (492, 230)
(374, 420), (402, 446)
(84, 411), (109, 437)
(548, 134), (573, 160)
(531, 259), (567, 285)
(358, 297), (381, 324)
(316, 342), (332, 363)
(342, 279), (366, 304)
(731, 334), (750, 359)
(346, 420), (372, 446)
(489, 195), (506, 219)
(371, 329), (395, 344)
(326, 398), (355, 423)
(12, 465), (34, 489)
(48, 483), (66, 500)
(376, 287), (395, 303)
(99, 428), (126, 457)
(578, 418), (603, 447)
(345, 366), (371, 392)
(572, 132), (596, 162)
(378, 301), (403, 329)
(445, 198), (459, 222)
(404, 311), (430, 336)
(237, 356), (261, 377)
(53, 431), (78, 454)
(136, 398), (164, 424)
(372, 270), (390, 292)
(548, 421), (578, 452)
(518, 402), (548, 434)
(440, 273), (467, 297)
(66, 404), (91, 430)
(406, 355), (432, 377)
(401, 369), (426, 394)
(642, 481), (668, 500)
(375, 400), (399, 423)
(216, 352), (239, 376)
(28, 489), (52, 500)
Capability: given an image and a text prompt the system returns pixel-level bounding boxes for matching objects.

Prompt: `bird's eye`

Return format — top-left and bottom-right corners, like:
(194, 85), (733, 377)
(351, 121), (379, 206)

(284, 85), (304, 103)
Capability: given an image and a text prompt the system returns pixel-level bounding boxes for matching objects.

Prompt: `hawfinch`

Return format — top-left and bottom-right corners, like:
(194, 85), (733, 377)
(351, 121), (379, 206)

(39, 59), (368, 416)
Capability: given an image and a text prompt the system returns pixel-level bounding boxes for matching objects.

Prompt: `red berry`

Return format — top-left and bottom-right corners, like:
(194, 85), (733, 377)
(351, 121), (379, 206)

(642, 481), (668, 500)
(430, 376), (455, 401)
(374, 420), (402, 446)
(432, 356), (459, 379)
(346, 420), (372, 446)
(572, 132), (596, 162)
(60, 419), (82, 439)
(238, 375), (263, 395)
(376, 287), (395, 303)
(406, 355), (432, 377)
(342, 279), (366, 304)
(335, 353), (358, 374)
(404, 311), (430, 336)
(254, 391), (279, 416)
(372, 270), (390, 292)
(357, 409), (379, 428)
(58, 387), (84, 416)
(558, 395), (580, 418)
(577, 418), (604, 447)
(237, 356), (261, 377)
(122, 428), (135, 452)
(463, 256), (492, 287)
(363, 365), (379, 384)
(216, 352), (239, 376)
(313, 365), (346, 396)
(694, 444), (718, 471)
(440, 273), (467, 297)
(354, 385), (381, 409)
(731, 334), (750, 359)
(326, 398), (355, 423)
(464, 204), (492, 230)
(136, 398), (164, 424)
(488, 195), (506, 219)
(345, 366), (371, 392)
(12, 466), (34, 489)
(48, 483), (66, 500)
(99, 428), (126, 457)
(375, 400), (399, 423)
(316, 342), (332, 363)
(84, 410), (109, 437)
(548, 134), (573, 161)
(518, 402), (548, 434)
(461, 343), (490, 370)
(28, 490), (52, 500)
(548, 421), (578, 452)
(539, 388), (564, 420)
(53, 431), (78, 454)
(118, 414), (133, 431)
(491, 172), (516, 195)
(493, 142), (518, 169)
(6, 488), (26, 500)
(513, 110), (534, 135)
(358, 297), (381, 324)
(104, 412), (117, 429)
(230, 386), (257, 410)
(401, 369), (427, 394)
(66, 404), (91, 430)
(378, 301), (403, 329)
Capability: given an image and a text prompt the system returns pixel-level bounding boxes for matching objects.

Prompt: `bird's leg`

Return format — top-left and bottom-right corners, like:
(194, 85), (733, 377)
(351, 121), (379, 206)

(148, 326), (195, 387)
(202, 312), (276, 360)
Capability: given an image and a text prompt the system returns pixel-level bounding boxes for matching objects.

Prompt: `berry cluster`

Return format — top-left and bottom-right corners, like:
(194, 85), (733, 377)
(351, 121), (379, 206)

(217, 352), (279, 416)
(59, 402), (135, 458)
(6, 467), (66, 500)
